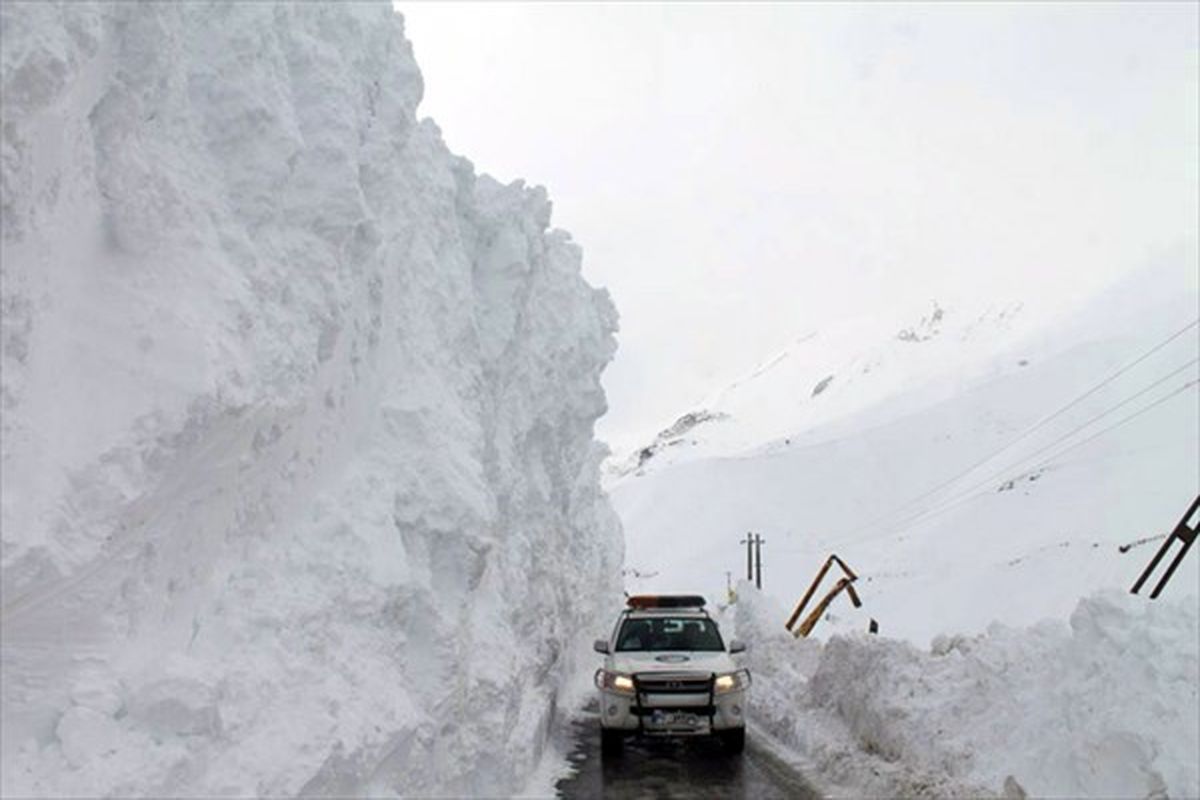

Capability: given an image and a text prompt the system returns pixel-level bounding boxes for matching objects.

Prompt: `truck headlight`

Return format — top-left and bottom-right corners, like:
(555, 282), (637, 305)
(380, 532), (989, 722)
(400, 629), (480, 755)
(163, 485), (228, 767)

(714, 669), (751, 694)
(595, 669), (635, 695)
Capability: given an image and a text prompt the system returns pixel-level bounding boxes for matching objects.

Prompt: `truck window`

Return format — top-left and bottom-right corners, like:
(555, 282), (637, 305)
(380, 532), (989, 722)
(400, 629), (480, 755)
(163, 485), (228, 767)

(615, 617), (725, 652)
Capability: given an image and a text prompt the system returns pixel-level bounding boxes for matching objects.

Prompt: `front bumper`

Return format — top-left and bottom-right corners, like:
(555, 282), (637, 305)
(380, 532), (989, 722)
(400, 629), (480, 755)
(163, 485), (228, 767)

(597, 673), (747, 734)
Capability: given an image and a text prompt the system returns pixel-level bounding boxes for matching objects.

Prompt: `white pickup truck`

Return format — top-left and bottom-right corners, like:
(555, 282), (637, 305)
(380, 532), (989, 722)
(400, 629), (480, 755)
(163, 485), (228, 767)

(593, 595), (750, 754)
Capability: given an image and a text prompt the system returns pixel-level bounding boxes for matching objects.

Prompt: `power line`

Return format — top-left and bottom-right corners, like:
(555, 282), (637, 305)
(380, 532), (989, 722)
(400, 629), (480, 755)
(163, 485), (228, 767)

(871, 369), (1197, 544)
(773, 359), (1200, 557)
(849, 376), (1199, 545)
(825, 319), (1200, 543)
(970, 359), (1196, 487)
(1026, 379), (1198, 475)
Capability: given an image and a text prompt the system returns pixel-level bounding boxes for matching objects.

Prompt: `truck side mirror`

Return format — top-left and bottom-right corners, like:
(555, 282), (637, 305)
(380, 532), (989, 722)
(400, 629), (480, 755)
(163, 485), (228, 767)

(593, 639), (610, 654)
(728, 640), (747, 654)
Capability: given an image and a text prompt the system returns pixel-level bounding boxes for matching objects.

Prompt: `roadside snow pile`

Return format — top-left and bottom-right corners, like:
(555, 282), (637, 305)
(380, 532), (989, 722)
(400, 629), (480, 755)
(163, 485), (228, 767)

(737, 586), (1200, 798)
(2, 2), (621, 796)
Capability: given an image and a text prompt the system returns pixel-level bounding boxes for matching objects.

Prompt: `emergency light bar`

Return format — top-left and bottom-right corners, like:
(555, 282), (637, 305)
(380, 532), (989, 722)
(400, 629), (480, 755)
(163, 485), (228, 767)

(626, 594), (706, 609)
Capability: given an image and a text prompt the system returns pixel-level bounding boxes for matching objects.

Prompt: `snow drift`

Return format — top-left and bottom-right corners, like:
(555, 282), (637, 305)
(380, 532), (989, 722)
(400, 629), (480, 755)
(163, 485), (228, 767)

(735, 586), (1200, 799)
(1, 2), (621, 796)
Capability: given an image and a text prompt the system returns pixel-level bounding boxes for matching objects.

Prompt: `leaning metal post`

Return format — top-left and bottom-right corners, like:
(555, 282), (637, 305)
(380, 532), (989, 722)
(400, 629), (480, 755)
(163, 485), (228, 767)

(786, 553), (865, 637)
(1131, 494), (1200, 599)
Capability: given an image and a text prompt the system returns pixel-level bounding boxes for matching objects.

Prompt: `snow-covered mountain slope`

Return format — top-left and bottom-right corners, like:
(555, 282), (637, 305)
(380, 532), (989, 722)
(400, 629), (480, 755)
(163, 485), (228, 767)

(1, 3), (620, 796)
(611, 264), (1199, 645)
(608, 297), (1034, 479)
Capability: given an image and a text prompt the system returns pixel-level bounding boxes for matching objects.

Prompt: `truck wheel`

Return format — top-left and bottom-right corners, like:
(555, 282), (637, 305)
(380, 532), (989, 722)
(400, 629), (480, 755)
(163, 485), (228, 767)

(601, 727), (624, 757)
(721, 727), (745, 754)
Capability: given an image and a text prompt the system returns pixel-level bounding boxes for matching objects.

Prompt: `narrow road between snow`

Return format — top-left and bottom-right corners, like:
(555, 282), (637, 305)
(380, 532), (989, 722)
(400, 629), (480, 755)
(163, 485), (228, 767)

(555, 706), (822, 799)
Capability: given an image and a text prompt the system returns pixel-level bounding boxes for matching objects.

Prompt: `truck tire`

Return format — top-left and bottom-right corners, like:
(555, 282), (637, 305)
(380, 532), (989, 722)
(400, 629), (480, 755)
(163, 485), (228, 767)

(601, 727), (624, 757)
(720, 727), (745, 754)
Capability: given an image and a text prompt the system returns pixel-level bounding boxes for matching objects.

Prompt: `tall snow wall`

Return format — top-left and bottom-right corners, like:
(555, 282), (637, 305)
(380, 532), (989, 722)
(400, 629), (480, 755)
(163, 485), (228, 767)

(0, 3), (622, 795)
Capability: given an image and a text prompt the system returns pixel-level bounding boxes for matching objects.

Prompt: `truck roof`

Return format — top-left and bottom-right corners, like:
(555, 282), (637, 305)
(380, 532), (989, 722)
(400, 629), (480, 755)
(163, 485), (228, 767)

(622, 608), (711, 620)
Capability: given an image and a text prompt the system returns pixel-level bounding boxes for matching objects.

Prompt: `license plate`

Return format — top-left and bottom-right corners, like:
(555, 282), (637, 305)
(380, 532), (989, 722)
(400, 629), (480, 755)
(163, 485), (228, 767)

(651, 710), (699, 728)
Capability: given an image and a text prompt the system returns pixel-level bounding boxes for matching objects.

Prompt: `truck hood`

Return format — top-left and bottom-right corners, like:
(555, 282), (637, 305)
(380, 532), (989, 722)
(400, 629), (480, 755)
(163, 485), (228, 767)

(608, 650), (738, 675)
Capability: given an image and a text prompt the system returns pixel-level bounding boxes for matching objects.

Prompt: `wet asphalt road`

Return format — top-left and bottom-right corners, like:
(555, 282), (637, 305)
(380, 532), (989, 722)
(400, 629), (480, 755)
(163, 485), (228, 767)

(555, 709), (823, 800)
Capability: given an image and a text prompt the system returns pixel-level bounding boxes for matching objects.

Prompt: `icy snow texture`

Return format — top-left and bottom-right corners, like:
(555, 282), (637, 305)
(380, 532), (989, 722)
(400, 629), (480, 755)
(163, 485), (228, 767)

(735, 586), (1200, 799)
(1, 2), (621, 796)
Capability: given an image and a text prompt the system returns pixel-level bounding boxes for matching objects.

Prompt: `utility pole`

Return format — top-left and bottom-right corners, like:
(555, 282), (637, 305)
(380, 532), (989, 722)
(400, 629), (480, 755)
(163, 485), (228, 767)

(739, 534), (753, 581)
(725, 571), (733, 603)
(753, 534), (765, 590)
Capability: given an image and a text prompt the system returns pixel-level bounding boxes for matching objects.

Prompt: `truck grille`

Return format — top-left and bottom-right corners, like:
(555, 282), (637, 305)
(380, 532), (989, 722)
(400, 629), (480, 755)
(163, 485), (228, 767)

(633, 673), (715, 718)
(635, 673), (713, 695)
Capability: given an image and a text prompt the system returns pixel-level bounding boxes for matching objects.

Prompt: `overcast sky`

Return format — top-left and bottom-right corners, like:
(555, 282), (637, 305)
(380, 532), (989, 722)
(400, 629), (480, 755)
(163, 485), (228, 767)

(397, 2), (1198, 451)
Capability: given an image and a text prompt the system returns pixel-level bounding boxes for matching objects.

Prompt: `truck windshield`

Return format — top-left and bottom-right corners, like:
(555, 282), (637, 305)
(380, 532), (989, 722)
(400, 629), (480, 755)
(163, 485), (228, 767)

(615, 617), (726, 652)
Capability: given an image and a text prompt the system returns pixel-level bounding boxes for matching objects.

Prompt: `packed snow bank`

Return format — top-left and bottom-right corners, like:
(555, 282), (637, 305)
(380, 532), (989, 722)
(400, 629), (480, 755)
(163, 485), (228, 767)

(1, 2), (621, 796)
(735, 586), (1200, 798)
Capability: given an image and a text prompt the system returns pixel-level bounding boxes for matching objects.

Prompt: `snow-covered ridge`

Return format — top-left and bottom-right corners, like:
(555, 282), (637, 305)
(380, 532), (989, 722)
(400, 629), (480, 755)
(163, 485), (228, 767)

(1, 3), (621, 796)
(607, 409), (731, 479)
(608, 298), (1033, 481)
